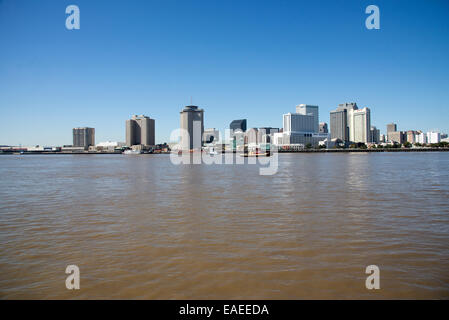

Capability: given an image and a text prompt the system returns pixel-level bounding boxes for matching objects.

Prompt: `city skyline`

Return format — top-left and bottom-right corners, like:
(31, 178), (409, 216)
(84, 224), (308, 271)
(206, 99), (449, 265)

(1, 0), (449, 145)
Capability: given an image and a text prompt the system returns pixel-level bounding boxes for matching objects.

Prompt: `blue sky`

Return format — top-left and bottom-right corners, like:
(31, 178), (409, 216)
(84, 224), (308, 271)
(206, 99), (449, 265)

(1, 0), (448, 145)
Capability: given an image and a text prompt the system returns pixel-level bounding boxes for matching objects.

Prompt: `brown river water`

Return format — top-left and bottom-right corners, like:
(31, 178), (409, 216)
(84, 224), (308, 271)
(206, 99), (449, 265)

(0, 152), (448, 299)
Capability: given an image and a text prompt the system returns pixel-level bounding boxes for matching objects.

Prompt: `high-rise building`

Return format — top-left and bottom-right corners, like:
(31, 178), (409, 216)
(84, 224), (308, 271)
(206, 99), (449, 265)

(330, 103), (359, 142)
(319, 122), (328, 134)
(330, 107), (348, 141)
(283, 113), (315, 133)
(370, 126), (380, 143)
(73, 127), (95, 148)
(126, 115), (155, 147)
(280, 108), (327, 146)
(389, 131), (406, 144)
(406, 130), (419, 144)
(230, 119), (247, 133)
(351, 107), (371, 143)
(427, 131), (441, 144)
(296, 104), (319, 133)
(330, 103), (370, 143)
(386, 123), (397, 142)
(180, 105), (204, 150)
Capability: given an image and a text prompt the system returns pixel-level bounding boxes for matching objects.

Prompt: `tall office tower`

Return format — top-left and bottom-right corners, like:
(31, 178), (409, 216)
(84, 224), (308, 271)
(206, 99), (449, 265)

(330, 107), (348, 141)
(296, 104), (319, 133)
(126, 115), (155, 147)
(386, 123), (397, 141)
(351, 107), (371, 143)
(73, 127), (95, 148)
(319, 122), (328, 134)
(180, 105), (204, 150)
(283, 113), (315, 133)
(230, 119), (247, 133)
(330, 103), (358, 142)
(370, 126), (380, 143)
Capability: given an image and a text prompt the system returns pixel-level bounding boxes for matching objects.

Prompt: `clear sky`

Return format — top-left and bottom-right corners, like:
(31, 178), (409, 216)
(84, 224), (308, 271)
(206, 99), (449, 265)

(1, 0), (448, 145)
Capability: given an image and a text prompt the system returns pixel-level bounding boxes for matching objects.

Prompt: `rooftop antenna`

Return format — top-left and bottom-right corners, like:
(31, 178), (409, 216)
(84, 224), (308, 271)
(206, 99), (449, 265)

(190, 96), (193, 105)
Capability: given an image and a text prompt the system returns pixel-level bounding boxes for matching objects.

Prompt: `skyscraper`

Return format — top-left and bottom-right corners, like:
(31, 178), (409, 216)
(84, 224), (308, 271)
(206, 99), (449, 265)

(330, 103), (358, 142)
(180, 105), (204, 150)
(330, 107), (348, 141)
(73, 127), (95, 148)
(370, 126), (380, 143)
(296, 104), (319, 133)
(230, 119), (247, 133)
(126, 115), (155, 148)
(386, 123), (397, 142)
(351, 107), (371, 143)
(330, 103), (370, 143)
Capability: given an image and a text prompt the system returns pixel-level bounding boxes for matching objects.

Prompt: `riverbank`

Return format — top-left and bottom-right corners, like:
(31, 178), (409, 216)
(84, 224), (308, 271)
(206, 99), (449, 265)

(2, 148), (449, 155)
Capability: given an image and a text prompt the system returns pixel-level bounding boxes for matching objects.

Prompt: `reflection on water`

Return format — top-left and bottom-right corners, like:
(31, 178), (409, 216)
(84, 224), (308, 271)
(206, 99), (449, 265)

(0, 153), (448, 299)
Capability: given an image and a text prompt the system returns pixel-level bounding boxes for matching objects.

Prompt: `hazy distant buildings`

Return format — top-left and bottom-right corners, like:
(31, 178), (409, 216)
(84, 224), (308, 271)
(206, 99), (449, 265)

(73, 127), (95, 148)
(126, 115), (155, 148)
(230, 119), (247, 133)
(245, 128), (259, 146)
(180, 105), (204, 150)
(319, 122), (328, 134)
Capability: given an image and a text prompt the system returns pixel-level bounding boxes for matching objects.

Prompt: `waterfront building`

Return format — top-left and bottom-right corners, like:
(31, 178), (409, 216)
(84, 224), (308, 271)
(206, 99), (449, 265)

(379, 134), (386, 143)
(330, 103), (371, 144)
(406, 131), (419, 144)
(329, 103), (358, 143)
(351, 107), (371, 143)
(389, 131), (406, 144)
(245, 128), (259, 146)
(258, 127), (279, 144)
(370, 126), (380, 143)
(416, 132), (427, 144)
(330, 107), (348, 141)
(230, 119), (247, 133)
(319, 122), (328, 134)
(283, 112), (315, 133)
(296, 104), (319, 133)
(126, 115), (155, 148)
(180, 105), (204, 150)
(73, 127), (95, 148)
(281, 104), (328, 147)
(427, 131), (441, 144)
(386, 123), (397, 142)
